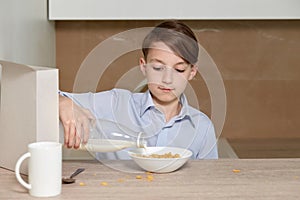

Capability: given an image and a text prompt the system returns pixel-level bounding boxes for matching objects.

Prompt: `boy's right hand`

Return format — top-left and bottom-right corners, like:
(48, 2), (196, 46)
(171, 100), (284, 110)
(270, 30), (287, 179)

(59, 95), (95, 149)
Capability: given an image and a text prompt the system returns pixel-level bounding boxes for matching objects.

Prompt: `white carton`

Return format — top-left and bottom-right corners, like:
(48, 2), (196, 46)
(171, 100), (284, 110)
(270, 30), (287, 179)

(0, 60), (59, 173)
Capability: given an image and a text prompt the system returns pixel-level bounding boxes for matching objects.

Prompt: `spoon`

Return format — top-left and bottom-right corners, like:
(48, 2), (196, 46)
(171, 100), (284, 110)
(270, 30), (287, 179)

(62, 168), (85, 184)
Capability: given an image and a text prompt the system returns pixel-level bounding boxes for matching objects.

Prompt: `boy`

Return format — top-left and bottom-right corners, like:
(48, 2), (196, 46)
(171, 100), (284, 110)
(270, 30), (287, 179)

(59, 20), (218, 159)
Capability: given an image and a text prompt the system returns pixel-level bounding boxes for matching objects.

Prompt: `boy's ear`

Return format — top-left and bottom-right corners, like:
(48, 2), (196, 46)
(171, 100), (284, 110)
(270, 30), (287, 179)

(188, 65), (198, 80)
(139, 57), (147, 76)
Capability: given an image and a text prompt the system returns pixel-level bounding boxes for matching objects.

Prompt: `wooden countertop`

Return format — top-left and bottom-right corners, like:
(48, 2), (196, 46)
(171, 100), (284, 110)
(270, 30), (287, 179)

(1, 159), (300, 199)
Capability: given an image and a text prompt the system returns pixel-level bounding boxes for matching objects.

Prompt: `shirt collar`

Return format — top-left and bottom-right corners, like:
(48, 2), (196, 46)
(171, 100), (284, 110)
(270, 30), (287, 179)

(177, 94), (196, 128)
(140, 91), (196, 128)
(140, 90), (155, 117)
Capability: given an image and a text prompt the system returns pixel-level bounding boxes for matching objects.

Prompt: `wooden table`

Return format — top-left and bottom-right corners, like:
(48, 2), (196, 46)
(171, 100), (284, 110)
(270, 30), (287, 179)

(1, 159), (300, 199)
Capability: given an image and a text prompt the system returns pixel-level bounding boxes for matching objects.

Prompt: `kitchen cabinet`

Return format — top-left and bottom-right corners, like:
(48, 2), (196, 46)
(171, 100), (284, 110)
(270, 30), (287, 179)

(48, 0), (300, 20)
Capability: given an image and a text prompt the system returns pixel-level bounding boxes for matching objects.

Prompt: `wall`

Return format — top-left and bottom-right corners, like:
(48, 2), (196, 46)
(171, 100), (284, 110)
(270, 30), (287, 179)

(56, 20), (300, 140)
(0, 0), (55, 67)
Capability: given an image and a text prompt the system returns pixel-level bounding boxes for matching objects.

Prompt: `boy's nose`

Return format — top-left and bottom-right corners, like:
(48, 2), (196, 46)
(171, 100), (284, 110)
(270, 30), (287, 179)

(162, 67), (173, 84)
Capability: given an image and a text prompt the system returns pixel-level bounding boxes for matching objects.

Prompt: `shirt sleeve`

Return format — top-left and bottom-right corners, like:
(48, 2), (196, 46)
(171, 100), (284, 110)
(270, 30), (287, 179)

(58, 90), (115, 119)
(196, 121), (219, 159)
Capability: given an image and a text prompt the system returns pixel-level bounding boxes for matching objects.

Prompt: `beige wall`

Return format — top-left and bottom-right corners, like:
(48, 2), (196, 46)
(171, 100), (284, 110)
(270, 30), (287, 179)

(56, 20), (300, 140)
(0, 0), (55, 67)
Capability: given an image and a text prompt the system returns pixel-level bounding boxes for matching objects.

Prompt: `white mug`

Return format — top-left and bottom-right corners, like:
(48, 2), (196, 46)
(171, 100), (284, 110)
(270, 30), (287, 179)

(15, 142), (62, 197)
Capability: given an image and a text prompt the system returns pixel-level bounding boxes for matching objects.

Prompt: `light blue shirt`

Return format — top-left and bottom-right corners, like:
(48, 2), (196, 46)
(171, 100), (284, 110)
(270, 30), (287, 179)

(60, 89), (218, 160)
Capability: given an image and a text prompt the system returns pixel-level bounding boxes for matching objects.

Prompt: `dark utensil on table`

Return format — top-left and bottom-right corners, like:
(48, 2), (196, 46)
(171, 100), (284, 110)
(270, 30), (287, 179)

(62, 168), (85, 184)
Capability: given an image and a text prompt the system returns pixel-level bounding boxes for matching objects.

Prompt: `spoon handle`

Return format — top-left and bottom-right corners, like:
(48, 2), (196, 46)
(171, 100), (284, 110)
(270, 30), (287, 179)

(70, 168), (85, 179)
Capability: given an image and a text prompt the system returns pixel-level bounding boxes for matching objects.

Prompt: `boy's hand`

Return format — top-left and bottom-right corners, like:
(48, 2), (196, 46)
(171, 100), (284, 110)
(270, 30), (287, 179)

(59, 95), (95, 149)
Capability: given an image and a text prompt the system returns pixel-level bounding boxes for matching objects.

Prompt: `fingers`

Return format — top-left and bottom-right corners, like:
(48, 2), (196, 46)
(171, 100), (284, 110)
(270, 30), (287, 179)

(67, 121), (76, 148)
(63, 121), (83, 149)
(59, 95), (95, 149)
(63, 123), (70, 146)
(62, 112), (94, 148)
(74, 127), (82, 149)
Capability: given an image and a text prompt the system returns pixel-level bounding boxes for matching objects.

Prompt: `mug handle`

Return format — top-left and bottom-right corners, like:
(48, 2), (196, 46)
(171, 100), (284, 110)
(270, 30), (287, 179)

(15, 152), (31, 190)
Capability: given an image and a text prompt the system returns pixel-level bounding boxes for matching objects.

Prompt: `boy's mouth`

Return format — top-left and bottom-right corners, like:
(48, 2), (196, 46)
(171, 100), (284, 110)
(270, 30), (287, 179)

(158, 86), (174, 92)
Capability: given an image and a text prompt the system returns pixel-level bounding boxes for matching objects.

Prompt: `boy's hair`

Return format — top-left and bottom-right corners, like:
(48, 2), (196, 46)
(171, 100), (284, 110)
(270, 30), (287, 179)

(142, 20), (199, 65)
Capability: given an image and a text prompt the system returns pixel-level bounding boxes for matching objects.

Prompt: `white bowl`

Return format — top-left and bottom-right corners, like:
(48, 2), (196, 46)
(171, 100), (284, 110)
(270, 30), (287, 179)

(128, 147), (193, 173)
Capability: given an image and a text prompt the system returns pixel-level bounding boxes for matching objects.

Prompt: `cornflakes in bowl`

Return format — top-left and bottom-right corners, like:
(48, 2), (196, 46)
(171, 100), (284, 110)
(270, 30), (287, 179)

(128, 147), (193, 173)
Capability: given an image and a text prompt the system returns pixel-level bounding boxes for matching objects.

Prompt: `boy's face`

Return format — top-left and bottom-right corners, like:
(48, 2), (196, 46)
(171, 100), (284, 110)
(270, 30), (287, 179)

(140, 42), (197, 105)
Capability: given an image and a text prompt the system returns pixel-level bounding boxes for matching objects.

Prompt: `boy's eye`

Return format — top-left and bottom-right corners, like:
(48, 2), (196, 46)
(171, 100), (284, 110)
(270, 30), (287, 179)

(175, 63), (189, 73)
(152, 64), (165, 71)
(148, 62), (188, 73)
(175, 69), (185, 73)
